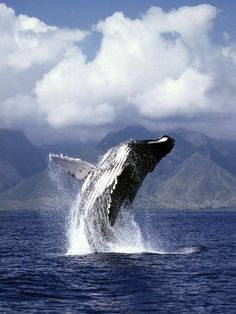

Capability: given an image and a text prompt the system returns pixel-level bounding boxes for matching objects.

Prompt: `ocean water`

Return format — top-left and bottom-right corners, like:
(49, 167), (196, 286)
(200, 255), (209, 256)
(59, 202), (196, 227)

(0, 209), (235, 313)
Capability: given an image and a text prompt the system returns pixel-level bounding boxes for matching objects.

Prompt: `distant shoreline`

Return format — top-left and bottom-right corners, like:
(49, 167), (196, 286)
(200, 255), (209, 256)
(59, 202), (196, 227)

(1, 206), (236, 212)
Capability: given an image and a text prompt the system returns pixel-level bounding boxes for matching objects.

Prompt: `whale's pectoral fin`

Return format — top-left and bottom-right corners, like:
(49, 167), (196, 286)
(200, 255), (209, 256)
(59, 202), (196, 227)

(49, 153), (95, 180)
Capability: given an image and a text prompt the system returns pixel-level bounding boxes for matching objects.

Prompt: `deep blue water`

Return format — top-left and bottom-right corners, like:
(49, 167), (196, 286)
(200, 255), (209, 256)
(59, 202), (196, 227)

(0, 209), (235, 313)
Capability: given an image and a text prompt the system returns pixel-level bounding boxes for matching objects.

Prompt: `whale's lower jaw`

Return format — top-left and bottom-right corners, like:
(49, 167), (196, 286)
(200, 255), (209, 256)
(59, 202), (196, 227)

(79, 136), (175, 250)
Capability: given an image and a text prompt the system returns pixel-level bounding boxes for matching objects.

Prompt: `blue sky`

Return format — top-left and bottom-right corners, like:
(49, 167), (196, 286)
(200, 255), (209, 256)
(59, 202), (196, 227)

(3, 0), (236, 41)
(1, 1), (236, 143)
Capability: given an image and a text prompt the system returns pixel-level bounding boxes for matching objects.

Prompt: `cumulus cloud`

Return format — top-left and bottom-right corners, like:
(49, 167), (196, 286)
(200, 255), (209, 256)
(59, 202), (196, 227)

(0, 3), (236, 141)
(0, 4), (86, 71)
(0, 3), (87, 129)
(132, 68), (213, 118)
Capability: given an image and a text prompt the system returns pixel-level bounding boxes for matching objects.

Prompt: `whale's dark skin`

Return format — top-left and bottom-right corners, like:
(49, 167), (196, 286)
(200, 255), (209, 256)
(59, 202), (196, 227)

(106, 136), (175, 225)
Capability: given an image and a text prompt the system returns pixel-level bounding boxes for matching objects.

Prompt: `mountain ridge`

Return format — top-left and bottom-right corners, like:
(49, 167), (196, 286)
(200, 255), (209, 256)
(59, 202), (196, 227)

(0, 129), (46, 191)
(0, 126), (236, 210)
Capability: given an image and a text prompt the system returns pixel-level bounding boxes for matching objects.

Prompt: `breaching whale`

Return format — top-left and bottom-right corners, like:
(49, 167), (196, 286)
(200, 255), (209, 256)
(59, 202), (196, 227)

(50, 135), (175, 251)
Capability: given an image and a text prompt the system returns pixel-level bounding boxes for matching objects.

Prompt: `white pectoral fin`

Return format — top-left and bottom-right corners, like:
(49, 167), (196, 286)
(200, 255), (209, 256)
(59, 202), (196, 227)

(49, 153), (95, 180)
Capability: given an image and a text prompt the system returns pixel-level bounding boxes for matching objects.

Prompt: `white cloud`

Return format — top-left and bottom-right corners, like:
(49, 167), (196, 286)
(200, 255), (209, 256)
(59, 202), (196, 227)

(0, 3), (236, 140)
(0, 4), (86, 71)
(1, 94), (40, 128)
(0, 2), (88, 130)
(132, 68), (213, 118)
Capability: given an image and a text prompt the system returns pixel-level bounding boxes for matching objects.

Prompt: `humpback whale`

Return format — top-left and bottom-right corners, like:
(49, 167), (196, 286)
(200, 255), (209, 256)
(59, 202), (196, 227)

(50, 135), (175, 251)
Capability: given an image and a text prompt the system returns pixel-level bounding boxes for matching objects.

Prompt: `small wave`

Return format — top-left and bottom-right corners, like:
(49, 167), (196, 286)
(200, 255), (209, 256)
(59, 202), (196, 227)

(154, 245), (206, 255)
(108, 245), (146, 254)
(64, 245), (206, 256)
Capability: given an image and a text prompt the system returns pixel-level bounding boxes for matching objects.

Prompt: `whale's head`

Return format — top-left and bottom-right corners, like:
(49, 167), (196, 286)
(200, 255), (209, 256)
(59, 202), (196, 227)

(103, 135), (175, 226)
(130, 135), (175, 165)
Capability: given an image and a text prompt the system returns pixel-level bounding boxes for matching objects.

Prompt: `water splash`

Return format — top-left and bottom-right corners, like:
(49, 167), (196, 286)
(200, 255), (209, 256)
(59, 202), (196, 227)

(154, 246), (204, 255)
(67, 202), (146, 255)
(47, 158), (81, 207)
(66, 197), (203, 255)
(67, 198), (91, 255)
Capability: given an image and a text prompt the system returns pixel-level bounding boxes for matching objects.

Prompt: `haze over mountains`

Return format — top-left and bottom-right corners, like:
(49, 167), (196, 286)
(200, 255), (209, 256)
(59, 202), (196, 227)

(0, 130), (45, 191)
(0, 126), (236, 210)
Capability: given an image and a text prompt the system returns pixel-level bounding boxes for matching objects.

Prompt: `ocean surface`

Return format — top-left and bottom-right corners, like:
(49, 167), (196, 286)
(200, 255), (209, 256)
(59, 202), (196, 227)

(0, 208), (235, 313)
